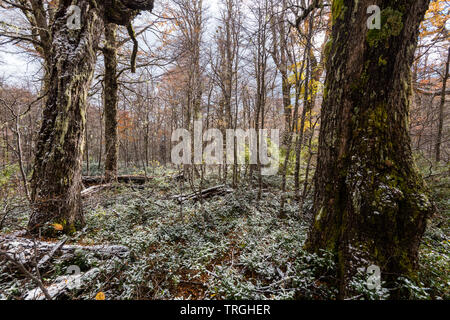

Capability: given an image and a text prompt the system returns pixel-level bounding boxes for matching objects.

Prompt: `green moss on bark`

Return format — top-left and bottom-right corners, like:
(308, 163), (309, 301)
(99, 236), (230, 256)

(367, 7), (404, 47)
(332, 0), (346, 24)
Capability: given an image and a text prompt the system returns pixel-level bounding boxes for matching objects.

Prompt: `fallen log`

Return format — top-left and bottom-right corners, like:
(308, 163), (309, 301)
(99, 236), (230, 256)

(82, 175), (148, 186)
(25, 267), (101, 300)
(171, 185), (233, 202)
(0, 249), (52, 300)
(1, 234), (128, 300)
(81, 184), (112, 198)
(0, 234), (130, 267)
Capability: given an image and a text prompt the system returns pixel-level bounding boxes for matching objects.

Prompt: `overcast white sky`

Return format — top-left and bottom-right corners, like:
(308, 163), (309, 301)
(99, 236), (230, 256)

(0, 0), (225, 86)
(1, 1), (448, 86)
(0, 50), (40, 82)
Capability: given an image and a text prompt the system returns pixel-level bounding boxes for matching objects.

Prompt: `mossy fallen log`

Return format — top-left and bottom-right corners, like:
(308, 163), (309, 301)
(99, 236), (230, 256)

(82, 175), (148, 186)
(171, 185), (233, 202)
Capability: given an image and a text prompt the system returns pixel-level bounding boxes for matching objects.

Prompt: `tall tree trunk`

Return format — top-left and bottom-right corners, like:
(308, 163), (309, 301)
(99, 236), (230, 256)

(306, 0), (433, 298)
(103, 23), (119, 182)
(29, 2), (103, 234)
(435, 45), (449, 162)
(85, 123), (90, 176)
(29, 0), (154, 234)
(294, 17), (314, 197)
(97, 108), (103, 170)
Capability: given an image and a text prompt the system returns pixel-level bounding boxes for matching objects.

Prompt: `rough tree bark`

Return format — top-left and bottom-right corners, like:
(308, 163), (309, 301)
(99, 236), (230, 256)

(435, 45), (449, 162)
(103, 23), (119, 182)
(306, 0), (434, 298)
(29, 0), (154, 234)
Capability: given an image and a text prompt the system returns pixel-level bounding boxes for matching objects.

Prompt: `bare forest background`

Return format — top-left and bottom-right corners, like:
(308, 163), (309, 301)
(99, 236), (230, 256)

(0, 0), (448, 300)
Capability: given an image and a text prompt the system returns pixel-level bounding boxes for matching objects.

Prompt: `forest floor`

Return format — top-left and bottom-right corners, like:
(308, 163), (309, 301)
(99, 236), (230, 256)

(0, 162), (448, 300)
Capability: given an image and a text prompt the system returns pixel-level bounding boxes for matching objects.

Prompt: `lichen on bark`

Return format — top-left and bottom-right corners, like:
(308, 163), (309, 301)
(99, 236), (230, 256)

(29, 0), (155, 235)
(306, 0), (433, 298)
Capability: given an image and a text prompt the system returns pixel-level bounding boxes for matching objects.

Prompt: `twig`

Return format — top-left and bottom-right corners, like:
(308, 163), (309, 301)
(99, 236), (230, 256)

(35, 237), (68, 270)
(0, 250), (52, 300)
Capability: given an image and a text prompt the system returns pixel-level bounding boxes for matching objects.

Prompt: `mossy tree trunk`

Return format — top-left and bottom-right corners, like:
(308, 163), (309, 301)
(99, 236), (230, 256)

(29, 0), (154, 234)
(103, 23), (119, 182)
(29, 1), (103, 234)
(306, 0), (434, 298)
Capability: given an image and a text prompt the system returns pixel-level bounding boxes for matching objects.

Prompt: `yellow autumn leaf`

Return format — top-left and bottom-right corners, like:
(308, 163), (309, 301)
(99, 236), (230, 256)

(53, 223), (63, 231)
(95, 292), (105, 300)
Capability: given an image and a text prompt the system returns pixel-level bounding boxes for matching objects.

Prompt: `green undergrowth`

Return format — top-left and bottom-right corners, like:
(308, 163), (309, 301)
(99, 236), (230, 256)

(0, 164), (448, 300)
